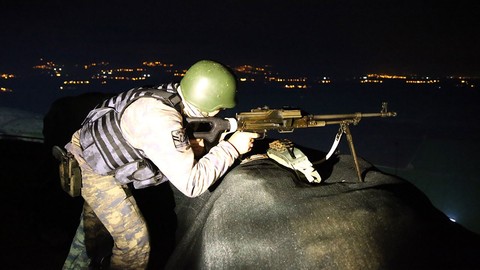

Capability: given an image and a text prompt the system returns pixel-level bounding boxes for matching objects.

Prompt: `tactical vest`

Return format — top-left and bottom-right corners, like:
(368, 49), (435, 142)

(80, 84), (182, 189)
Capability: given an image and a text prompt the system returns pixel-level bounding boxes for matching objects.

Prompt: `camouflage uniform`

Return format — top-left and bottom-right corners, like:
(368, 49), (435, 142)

(63, 211), (89, 269)
(63, 88), (240, 269)
(64, 130), (150, 269)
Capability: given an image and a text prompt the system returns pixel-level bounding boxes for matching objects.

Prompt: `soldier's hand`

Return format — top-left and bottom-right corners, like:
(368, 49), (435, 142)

(228, 131), (259, 155)
(189, 138), (206, 159)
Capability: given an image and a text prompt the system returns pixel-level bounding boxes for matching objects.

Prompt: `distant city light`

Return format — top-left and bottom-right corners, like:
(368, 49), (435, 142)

(360, 79), (383, 84)
(284, 84), (307, 89)
(405, 79), (440, 84)
(2, 58), (477, 93)
(142, 61), (173, 68)
(1, 73), (15, 79)
(63, 80), (90, 85)
(367, 74), (407, 79)
(1, 87), (13, 92)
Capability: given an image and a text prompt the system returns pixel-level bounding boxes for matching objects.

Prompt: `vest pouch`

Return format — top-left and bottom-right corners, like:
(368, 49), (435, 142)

(132, 161), (167, 189)
(114, 160), (166, 189)
(114, 162), (139, 185)
(53, 146), (82, 197)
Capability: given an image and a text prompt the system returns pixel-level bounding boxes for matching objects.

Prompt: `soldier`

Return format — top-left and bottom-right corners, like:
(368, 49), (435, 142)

(61, 60), (258, 269)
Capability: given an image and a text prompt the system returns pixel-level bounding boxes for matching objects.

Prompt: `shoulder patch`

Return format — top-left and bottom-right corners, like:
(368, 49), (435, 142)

(171, 128), (191, 152)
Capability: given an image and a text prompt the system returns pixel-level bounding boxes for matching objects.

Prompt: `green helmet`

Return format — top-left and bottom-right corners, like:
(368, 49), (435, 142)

(180, 60), (236, 112)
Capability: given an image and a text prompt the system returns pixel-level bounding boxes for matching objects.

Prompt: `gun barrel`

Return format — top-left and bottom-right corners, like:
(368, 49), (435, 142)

(312, 112), (362, 120)
(311, 111), (397, 121)
(364, 111), (397, 117)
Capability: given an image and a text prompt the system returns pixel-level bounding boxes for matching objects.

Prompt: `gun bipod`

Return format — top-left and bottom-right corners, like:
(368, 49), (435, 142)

(341, 123), (363, 182)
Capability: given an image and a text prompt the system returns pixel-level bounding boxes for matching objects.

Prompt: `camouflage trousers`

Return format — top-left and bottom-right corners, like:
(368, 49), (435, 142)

(63, 131), (150, 269)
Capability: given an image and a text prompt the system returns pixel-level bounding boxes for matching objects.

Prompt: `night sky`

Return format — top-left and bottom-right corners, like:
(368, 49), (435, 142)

(1, 0), (480, 77)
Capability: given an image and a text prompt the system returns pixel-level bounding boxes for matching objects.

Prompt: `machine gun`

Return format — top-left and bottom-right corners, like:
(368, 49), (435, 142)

(186, 102), (397, 182)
